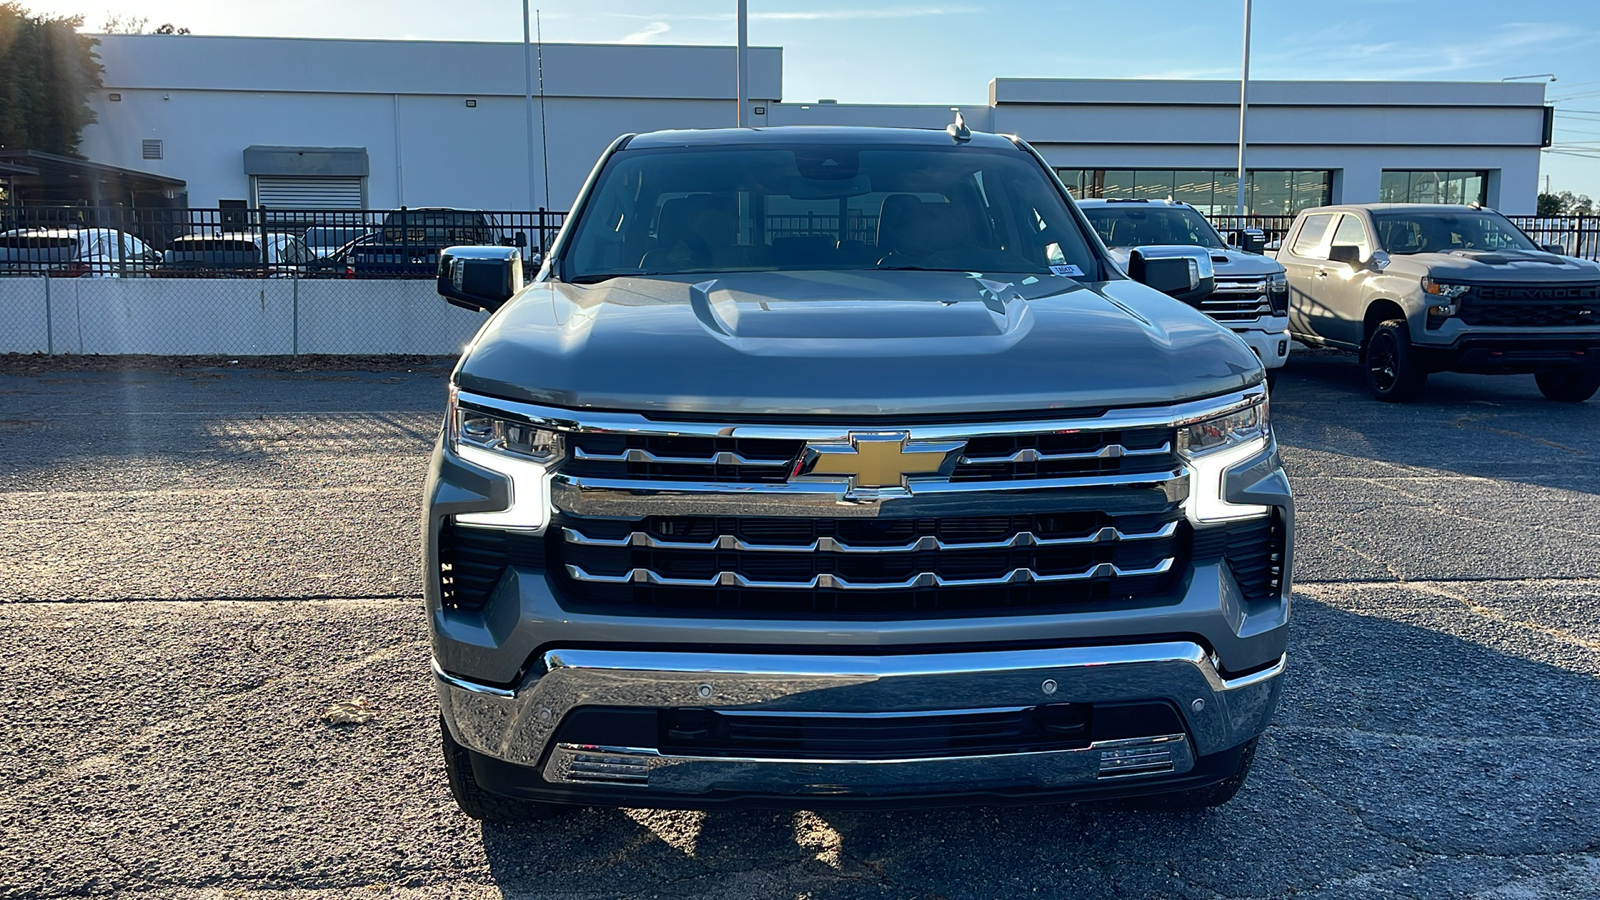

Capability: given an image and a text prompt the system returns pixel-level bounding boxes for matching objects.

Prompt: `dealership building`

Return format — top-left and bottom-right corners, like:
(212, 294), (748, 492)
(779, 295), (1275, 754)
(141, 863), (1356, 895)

(77, 34), (1553, 216)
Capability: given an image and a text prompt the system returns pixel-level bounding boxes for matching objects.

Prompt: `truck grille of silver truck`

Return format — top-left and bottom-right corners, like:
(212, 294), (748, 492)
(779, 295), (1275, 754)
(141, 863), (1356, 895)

(1457, 283), (1600, 328)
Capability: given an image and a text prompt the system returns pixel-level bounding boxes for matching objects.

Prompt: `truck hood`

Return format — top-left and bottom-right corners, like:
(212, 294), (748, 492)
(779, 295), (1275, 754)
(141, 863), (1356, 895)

(1390, 249), (1600, 283)
(1107, 245), (1283, 277)
(455, 270), (1262, 417)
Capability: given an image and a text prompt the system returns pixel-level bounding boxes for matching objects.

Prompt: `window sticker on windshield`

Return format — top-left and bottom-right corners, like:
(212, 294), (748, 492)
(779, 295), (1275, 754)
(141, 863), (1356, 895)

(1050, 264), (1084, 277)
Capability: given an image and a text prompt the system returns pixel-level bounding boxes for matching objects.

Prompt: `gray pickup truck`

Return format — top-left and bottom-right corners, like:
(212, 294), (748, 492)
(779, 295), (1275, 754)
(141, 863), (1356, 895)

(425, 125), (1293, 819)
(1274, 203), (1600, 402)
(1079, 199), (1292, 387)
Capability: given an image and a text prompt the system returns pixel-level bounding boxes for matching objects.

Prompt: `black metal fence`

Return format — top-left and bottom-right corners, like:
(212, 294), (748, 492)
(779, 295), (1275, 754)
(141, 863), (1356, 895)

(1508, 216), (1600, 261)
(3, 206), (1598, 279)
(0, 207), (568, 278)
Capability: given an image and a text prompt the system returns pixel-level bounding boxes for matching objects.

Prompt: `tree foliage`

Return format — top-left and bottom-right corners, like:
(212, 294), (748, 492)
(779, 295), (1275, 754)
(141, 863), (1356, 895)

(0, 3), (104, 157)
(102, 15), (189, 35)
(1538, 190), (1595, 216)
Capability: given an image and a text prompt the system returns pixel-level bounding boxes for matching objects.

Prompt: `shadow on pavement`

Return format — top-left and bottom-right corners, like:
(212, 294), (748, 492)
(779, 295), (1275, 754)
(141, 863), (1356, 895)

(1272, 348), (1599, 495)
(474, 596), (1600, 899)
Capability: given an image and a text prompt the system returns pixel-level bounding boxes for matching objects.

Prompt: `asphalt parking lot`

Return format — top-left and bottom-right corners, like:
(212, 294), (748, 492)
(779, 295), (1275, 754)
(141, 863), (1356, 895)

(3, 350), (1599, 900)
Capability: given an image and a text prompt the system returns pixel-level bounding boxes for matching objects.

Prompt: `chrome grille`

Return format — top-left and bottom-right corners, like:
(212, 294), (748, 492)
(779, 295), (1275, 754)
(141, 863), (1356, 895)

(1202, 276), (1273, 322)
(565, 425), (1178, 484)
(554, 511), (1186, 616)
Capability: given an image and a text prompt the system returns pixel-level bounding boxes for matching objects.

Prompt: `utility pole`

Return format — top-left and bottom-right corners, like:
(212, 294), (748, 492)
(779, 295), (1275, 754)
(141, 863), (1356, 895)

(1235, 0), (1252, 216)
(522, 0), (538, 209)
(736, 0), (749, 126)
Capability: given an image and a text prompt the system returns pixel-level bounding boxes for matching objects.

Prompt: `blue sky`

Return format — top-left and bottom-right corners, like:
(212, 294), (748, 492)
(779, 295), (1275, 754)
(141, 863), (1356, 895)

(31, 0), (1600, 198)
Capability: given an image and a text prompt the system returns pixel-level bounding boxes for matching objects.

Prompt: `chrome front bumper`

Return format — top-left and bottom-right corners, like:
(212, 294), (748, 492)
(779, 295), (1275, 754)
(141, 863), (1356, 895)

(436, 642), (1284, 798)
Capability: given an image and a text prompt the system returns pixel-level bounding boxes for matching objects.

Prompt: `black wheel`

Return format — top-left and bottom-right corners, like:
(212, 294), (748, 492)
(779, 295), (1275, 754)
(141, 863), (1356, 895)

(1535, 370), (1600, 403)
(441, 717), (569, 822)
(1364, 319), (1427, 402)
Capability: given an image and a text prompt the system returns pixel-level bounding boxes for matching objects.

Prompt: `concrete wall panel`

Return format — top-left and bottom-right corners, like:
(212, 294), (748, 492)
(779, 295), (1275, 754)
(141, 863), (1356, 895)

(291, 280), (486, 356)
(0, 278), (50, 354)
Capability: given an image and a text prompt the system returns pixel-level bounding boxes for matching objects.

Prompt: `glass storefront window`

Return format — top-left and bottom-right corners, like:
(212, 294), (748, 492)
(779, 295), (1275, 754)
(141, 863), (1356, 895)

(1173, 170), (1218, 214)
(1251, 170), (1293, 216)
(1132, 170), (1175, 201)
(1379, 170), (1488, 205)
(1053, 167), (1330, 214)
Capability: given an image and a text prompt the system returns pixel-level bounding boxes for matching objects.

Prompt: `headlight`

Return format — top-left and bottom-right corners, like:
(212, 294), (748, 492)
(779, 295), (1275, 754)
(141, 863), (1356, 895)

(1266, 272), (1288, 315)
(1180, 397), (1272, 522)
(1421, 277), (1469, 301)
(454, 407), (563, 462)
(447, 388), (563, 530)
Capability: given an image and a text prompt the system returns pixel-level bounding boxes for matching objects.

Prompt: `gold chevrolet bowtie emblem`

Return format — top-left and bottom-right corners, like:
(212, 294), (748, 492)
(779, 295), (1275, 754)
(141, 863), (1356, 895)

(795, 432), (967, 492)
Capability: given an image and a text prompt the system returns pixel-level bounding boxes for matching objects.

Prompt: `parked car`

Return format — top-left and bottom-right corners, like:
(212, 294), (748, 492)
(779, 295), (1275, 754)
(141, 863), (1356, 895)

(1080, 199), (1292, 387)
(344, 208), (500, 278)
(0, 227), (159, 277)
(425, 125), (1292, 820)
(1274, 203), (1600, 402)
(154, 232), (314, 278)
(303, 225), (371, 259)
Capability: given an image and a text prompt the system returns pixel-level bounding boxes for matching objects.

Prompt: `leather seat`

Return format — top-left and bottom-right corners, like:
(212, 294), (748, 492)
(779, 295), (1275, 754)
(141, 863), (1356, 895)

(642, 195), (737, 269)
(876, 195), (972, 262)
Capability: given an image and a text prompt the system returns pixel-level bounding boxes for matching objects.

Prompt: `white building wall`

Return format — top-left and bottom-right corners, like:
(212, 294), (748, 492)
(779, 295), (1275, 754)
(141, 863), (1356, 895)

(81, 35), (783, 211)
(78, 36), (1548, 215)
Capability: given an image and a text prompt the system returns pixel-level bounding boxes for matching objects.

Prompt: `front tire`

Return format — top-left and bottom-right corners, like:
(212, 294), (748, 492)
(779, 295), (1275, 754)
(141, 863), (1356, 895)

(441, 717), (569, 822)
(1535, 370), (1600, 403)
(1364, 319), (1427, 402)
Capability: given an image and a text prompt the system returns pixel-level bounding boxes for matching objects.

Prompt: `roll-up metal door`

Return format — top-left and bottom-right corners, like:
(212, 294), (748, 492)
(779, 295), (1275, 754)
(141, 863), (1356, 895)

(252, 176), (366, 210)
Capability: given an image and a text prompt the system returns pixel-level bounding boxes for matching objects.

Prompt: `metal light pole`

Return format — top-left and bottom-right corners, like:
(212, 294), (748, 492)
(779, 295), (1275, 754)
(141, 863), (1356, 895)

(1235, 0), (1252, 216)
(736, 0), (749, 126)
(522, 0), (538, 209)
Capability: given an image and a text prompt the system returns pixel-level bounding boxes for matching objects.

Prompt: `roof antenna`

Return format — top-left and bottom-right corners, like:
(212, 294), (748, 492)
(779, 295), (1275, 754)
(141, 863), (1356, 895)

(946, 109), (971, 143)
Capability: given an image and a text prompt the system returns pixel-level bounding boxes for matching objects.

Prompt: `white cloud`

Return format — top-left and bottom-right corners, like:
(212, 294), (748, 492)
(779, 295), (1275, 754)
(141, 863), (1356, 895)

(618, 20), (671, 43)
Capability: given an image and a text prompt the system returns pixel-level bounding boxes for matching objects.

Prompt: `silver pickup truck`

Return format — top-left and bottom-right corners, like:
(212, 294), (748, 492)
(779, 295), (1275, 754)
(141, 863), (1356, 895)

(425, 125), (1293, 819)
(1273, 203), (1600, 402)
(1079, 199), (1292, 387)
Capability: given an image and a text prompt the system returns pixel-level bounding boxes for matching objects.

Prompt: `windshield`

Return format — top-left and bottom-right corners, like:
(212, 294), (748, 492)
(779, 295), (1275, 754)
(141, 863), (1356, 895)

(1081, 205), (1226, 250)
(561, 143), (1100, 282)
(1372, 210), (1538, 254)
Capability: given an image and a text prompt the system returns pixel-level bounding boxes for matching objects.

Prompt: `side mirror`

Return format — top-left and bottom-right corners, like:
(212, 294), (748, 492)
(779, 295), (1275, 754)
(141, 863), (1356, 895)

(1225, 228), (1267, 254)
(1328, 244), (1363, 266)
(438, 246), (523, 313)
(1127, 246), (1215, 304)
(1542, 243), (1566, 255)
(513, 232), (528, 248)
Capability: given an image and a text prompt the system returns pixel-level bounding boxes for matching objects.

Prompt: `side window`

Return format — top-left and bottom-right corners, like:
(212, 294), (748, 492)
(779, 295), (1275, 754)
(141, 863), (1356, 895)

(1289, 213), (1335, 258)
(1330, 214), (1372, 258)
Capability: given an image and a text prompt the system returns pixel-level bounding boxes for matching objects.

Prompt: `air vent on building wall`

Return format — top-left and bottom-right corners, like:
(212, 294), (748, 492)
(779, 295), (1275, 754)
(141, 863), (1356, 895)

(142, 139), (163, 160)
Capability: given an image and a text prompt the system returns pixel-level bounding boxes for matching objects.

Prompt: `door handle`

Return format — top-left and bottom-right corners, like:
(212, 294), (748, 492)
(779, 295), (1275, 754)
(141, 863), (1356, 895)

(1315, 268), (1329, 278)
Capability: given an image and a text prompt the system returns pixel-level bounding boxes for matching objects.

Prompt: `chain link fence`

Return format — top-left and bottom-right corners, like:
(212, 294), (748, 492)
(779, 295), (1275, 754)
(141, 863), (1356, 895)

(3, 206), (1597, 356)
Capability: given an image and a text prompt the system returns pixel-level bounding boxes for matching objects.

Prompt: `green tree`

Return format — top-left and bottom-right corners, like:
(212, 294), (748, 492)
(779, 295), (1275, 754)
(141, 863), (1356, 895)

(1541, 190), (1596, 215)
(0, 3), (104, 157)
